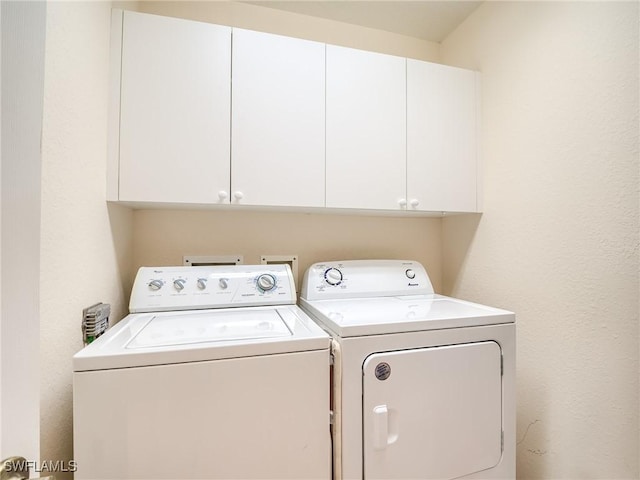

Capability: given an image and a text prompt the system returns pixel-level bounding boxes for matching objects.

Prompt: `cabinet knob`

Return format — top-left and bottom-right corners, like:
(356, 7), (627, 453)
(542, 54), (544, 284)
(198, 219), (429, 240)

(409, 199), (420, 208)
(218, 190), (228, 201)
(398, 198), (407, 208)
(233, 191), (244, 201)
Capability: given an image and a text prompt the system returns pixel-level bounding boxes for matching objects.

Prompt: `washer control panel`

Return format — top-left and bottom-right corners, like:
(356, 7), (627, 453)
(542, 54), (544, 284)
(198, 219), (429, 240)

(130, 265), (296, 313)
(300, 260), (434, 301)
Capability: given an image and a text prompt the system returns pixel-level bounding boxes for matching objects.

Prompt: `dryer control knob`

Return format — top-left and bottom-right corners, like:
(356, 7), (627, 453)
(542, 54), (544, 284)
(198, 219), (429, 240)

(256, 274), (276, 292)
(173, 279), (186, 291)
(218, 278), (228, 290)
(148, 279), (163, 291)
(405, 269), (416, 280)
(324, 267), (343, 286)
(197, 278), (208, 290)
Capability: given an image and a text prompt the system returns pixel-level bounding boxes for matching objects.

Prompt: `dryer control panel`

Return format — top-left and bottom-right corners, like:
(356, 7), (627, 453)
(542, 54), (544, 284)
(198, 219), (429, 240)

(300, 260), (434, 300)
(130, 265), (296, 313)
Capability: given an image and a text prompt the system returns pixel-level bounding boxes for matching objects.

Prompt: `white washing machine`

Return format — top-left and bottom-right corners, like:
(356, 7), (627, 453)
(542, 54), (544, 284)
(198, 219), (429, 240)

(299, 260), (516, 480)
(73, 264), (331, 480)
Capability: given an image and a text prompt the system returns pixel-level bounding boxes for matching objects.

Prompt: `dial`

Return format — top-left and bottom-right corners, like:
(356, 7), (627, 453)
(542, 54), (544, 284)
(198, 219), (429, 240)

(148, 279), (163, 291)
(324, 267), (343, 286)
(256, 274), (276, 293)
(197, 278), (208, 290)
(405, 269), (416, 279)
(173, 279), (186, 291)
(218, 278), (228, 290)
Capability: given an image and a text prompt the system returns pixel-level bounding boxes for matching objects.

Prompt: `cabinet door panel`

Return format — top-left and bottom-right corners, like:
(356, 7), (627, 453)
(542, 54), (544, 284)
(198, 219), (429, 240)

(407, 59), (479, 212)
(326, 45), (406, 210)
(232, 29), (325, 207)
(119, 12), (231, 203)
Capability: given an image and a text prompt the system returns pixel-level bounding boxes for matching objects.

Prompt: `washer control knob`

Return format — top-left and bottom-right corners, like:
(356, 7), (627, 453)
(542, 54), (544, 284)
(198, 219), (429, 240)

(148, 279), (163, 291)
(256, 274), (276, 292)
(405, 269), (416, 280)
(218, 278), (228, 290)
(173, 279), (186, 291)
(324, 267), (343, 286)
(197, 278), (208, 290)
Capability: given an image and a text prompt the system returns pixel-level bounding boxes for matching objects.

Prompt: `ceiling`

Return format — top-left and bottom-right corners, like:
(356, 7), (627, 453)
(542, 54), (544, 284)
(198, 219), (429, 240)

(241, 1), (482, 43)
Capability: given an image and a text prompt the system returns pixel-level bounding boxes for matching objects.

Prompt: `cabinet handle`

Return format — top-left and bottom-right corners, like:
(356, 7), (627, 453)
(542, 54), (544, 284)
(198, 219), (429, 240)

(233, 191), (244, 201)
(398, 198), (407, 208)
(218, 190), (229, 201)
(409, 199), (420, 208)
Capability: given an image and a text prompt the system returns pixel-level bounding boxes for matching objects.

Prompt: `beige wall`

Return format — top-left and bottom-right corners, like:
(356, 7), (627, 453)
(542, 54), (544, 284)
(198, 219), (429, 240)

(441, 2), (639, 478)
(133, 209), (442, 292)
(40, 2), (133, 476)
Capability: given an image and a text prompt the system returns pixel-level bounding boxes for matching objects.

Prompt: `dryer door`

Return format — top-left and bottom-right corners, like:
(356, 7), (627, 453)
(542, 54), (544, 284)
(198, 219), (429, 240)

(362, 341), (503, 480)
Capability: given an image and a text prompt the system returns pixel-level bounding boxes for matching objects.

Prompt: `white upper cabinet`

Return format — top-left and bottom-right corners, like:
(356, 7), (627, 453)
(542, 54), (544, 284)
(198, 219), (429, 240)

(117, 11), (231, 204)
(407, 59), (480, 213)
(231, 29), (325, 208)
(326, 45), (407, 210)
(109, 10), (481, 214)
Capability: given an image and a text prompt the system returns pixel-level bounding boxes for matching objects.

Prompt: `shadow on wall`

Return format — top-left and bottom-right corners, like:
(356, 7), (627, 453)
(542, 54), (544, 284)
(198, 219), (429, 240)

(107, 202), (134, 319)
(441, 213), (481, 296)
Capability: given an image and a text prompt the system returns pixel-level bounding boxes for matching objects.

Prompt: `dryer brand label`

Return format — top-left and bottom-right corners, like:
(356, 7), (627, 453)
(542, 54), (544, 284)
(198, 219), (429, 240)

(375, 362), (391, 381)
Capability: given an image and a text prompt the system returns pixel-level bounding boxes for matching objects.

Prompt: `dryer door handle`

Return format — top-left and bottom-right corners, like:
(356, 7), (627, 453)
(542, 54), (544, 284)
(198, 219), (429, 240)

(372, 405), (389, 450)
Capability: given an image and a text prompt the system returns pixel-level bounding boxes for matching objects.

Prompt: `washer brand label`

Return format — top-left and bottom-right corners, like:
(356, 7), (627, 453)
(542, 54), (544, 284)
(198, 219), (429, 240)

(375, 362), (391, 381)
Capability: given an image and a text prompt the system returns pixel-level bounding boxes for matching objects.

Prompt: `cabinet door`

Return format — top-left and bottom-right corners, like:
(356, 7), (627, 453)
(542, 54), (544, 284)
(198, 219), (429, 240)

(407, 59), (479, 212)
(118, 11), (231, 203)
(231, 29), (325, 207)
(326, 45), (406, 210)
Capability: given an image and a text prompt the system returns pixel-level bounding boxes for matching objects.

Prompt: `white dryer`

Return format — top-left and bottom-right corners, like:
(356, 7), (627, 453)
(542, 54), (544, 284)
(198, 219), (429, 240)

(73, 264), (331, 480)
(299, 260), (515, 480)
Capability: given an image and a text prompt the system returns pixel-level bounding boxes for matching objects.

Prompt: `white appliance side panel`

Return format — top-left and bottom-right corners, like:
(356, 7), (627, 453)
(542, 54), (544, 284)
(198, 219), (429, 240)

(73, 350), (330, 480)
(363, 341), (502, 480)
(119, 11), (231, 203)
(231, 29), (325, 208)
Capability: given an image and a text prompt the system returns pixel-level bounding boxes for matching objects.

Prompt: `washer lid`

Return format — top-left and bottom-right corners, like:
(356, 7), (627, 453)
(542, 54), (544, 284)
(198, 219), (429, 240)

(73, 305), (329, 372)
(300, 295), (515, 337)
(126, 309), (291, 349)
